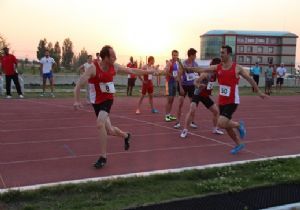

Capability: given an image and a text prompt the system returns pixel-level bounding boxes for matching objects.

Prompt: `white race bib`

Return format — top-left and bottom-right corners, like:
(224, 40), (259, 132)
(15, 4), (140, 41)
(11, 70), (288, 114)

(100, 82), (116, 93)
(186, 73), (196, 81)
(148, 74), (153, 80)
(172, 71), (178, 77)
(207, 82), (214, 90)
(219, 85), (231, 97)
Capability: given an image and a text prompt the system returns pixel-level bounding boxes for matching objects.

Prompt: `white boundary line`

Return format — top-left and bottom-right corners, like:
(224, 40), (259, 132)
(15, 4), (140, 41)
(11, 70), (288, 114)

(1, 154), (300, 194)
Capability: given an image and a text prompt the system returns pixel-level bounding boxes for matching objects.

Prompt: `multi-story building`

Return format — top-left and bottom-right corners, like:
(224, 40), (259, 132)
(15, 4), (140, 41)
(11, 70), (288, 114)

(200, 30), (298, 69)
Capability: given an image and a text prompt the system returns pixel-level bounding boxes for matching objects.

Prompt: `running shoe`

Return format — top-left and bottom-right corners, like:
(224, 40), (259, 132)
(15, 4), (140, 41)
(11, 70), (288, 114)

(50, 93), (55, 98)
(124, 133), (131, 150)
(19, 94), (24, 99)
(190, 122), (198, 129)
(6, 95), (12, 99)
(169, 115), (177, 120)
(40, 92), (45, 97)
(180, 129), (188, 138)
(212, 128), (224, 135)
(165, 115), (172, 122)
(174, 122), (181, 129)
(151, 108), (159, 113)
(230, 143), (245, 155)
(135, 109), (141, 114)
(238, 121), (246, 139)
(94, 156), (107, 169)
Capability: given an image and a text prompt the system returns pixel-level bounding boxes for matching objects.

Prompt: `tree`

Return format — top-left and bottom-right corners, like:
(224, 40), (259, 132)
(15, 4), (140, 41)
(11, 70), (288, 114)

(53, 41), (61, 70)
(0, 34), (9, 56)
(76, 48), (89, 67)
(61, 38), (74, 69)
(37, 38), (47, 60)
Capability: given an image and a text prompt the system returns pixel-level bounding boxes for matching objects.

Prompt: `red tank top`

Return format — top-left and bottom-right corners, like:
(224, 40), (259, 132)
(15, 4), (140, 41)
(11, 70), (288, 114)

(88, 61), (116, 104)
(200, 74), (216, 97)
(216, 62), (240, 105)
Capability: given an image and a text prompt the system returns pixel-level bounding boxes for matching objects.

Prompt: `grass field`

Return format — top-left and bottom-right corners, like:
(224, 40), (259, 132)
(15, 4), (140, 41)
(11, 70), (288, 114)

(0, 157), (300, 210)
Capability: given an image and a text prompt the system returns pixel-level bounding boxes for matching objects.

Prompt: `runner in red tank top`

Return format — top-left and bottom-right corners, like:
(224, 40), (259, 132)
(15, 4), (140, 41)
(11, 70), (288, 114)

(74, 45), (157, 168)
(181, 45), (267, 154)
(135, 56), (160, 114)
(180, 58), (224, 138)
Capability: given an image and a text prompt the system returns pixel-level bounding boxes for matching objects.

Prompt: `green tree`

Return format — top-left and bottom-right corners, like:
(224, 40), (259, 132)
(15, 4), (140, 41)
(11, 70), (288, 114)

(61, 38), (74, 69)
(0, 34), (9, 56)
(76, 48), (89, 67)
(53, 41), (61, 71)
(37, 38), (47, 60)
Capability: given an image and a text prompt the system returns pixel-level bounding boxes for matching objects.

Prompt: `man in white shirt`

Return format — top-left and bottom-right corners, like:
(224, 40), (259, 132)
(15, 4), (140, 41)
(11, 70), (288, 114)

(40, 50), (56, 97)
(276, 63), (287, 91)
(78, 55), (93, 103)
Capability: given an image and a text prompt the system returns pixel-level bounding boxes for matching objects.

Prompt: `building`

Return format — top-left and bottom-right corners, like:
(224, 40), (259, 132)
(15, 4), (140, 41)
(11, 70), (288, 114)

(200, 30), (298, 69)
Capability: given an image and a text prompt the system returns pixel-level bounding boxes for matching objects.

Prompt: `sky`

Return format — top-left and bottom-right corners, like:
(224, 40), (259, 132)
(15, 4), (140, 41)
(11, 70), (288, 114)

(1, 0), (300, 66)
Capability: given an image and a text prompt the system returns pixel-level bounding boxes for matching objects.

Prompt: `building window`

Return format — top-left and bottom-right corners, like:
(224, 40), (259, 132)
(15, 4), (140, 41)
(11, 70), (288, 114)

(238, 56), (244, 63)
(257, 57), (263, 63)
(257, 46), (263, 53)
(237, 37), (245, 43)
(268, 47), (274, 53)
(268, 57), (274, 64)
(247, 37), (255, 43)
(258, 38), (266, 43)
(239, 46), (244, 52)
(247, 46), (253, 52)
(269, 38), (278, 44)
(246, 56), (252, 64)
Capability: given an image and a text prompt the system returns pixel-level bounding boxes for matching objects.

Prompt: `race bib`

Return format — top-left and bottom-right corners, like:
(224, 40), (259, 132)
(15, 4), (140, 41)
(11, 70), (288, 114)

(148, 74), (153, 80)
(172, 71), (178, 77)
(186, 73), (196, 81)
(219, 85), (231, 97)
(100, 82), (116, 93)
(207, 82), (214, 90)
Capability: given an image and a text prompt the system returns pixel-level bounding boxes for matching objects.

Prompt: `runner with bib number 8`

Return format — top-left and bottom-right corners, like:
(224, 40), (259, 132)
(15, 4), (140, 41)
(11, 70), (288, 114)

(74, 45), (158, 168)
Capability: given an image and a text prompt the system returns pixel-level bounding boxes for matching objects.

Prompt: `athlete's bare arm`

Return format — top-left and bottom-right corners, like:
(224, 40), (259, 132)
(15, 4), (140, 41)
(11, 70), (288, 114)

(114, 63), (158, 76)
(73, 64), (96, 109)
(194, 73), (208, 88)
(237, 65), (267, 99)
(177, 59), (217, 74)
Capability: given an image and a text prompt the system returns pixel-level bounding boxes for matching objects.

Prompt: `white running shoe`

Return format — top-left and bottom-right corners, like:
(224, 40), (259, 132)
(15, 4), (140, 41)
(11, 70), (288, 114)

(213, 128), (224, 135)
(174, 122), (181, 129)
(6, 95), (12, 99)
(40, 93), (45, 97)
(190, 122), (198, 129)
(50, 93), (55, 98)
(180, 129), (188, 138)
(19, 94), (24, 99)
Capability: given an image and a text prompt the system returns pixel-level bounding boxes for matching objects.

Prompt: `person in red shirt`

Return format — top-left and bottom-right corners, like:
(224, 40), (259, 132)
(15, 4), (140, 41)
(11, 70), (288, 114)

(0, 47), (23, 98)
(183, 45), (267, 155)
(74, 45), (157, 168)
(135, 56), (159, 114)
(126, 56), (137, 96)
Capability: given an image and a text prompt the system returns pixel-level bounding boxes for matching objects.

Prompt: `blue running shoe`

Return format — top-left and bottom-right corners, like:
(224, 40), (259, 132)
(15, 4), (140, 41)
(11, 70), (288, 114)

(238, 121), (246, 139)
(151, 109), (159, 114)
(230, 143), (245, 155)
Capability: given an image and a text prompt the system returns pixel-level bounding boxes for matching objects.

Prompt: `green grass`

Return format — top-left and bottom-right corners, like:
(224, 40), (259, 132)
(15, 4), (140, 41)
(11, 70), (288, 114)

(1, 157), (300, 210)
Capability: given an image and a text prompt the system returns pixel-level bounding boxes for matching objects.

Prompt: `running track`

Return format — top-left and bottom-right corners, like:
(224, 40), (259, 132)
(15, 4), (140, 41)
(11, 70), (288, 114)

(0, 95), (300, 192)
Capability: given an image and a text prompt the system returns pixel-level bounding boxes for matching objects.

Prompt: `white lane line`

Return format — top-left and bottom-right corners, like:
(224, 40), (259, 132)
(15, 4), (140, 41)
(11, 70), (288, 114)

(1, 153), (300, 194)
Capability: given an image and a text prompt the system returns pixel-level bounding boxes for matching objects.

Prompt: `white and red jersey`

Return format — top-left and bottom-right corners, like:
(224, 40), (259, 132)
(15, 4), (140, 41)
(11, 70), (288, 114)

(88, 61), (116, 104)
(216, 62), (240, 105)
